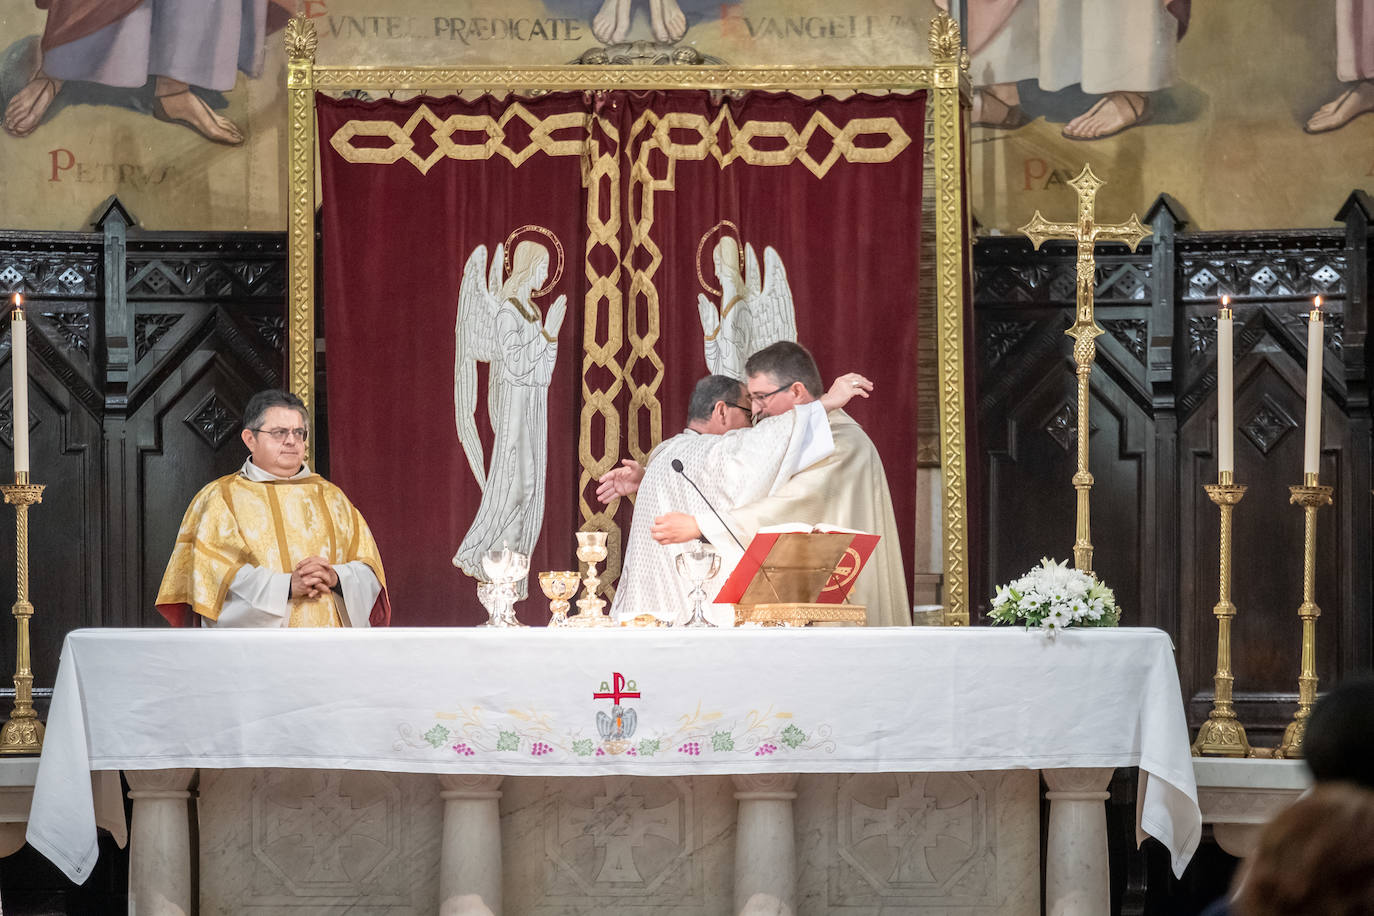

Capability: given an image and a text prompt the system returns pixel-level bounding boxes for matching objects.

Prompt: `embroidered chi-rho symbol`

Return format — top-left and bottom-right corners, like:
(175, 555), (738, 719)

(593, 672), (640, 742)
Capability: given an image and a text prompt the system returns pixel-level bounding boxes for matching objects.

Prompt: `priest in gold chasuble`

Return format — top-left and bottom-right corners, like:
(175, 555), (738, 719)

(156, 390), (390, 629)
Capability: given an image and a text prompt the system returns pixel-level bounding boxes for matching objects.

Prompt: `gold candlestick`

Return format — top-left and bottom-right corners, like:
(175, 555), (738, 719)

(1, 475), (45, 755)
(1274, 475), (1333, 759)
(1192, 471), (1250, 757)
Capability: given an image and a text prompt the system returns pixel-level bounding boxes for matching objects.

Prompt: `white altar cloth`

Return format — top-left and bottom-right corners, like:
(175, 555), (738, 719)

(27, 626), (1200, 884)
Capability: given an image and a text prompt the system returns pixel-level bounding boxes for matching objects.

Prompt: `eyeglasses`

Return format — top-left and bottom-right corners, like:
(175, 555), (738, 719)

(251, 427), (309, 443)
(747, 383), (792, 406)
(723, 401), (753, 415)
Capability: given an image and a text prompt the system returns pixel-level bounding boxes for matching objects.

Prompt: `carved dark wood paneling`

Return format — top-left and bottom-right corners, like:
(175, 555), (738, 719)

(974, 197), (1373, 752)
(0, 217), (287, 673)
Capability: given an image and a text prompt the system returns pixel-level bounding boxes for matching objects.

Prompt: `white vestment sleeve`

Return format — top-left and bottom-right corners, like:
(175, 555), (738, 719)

(334, 561), (382, 629)
(208, 566), (290, 628)
(768, 401), (833, 492)
(695, 400), (835, 555)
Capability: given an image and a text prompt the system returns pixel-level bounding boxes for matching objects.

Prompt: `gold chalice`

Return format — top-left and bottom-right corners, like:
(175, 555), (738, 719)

(575, 530), (612, 626)
(539, 571), (582, 627)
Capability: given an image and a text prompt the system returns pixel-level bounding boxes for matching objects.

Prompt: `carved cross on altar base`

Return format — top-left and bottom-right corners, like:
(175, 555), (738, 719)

(1020, 165), (1150, 573)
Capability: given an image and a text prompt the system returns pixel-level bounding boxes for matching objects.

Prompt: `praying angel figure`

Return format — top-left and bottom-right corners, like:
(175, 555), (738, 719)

(698, 234), (798, 378)
(453, 236), (567, 585)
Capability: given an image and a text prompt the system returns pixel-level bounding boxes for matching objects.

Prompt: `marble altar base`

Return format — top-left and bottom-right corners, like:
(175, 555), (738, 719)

(193, 768), (1040, 916)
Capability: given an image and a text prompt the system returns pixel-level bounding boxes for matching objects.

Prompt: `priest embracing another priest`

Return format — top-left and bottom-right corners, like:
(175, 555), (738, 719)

(600, 341), (911, 628)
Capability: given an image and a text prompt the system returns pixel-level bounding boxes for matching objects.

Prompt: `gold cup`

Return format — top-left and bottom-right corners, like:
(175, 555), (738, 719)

(539, 571), (581, 627)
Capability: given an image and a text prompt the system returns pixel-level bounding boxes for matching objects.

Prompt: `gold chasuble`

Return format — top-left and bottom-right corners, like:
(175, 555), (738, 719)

(156, 473), (389, 628)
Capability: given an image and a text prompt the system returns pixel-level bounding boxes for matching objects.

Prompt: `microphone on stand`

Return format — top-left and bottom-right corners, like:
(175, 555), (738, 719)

(671, 459), (747, 553)
(671, 459), (781, 603)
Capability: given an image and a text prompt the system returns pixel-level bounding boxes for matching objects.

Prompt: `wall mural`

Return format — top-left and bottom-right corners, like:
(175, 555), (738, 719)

(0, 0), (1369, 234)
(0, 0), (926, 232)
(961, 0), (1374, 231)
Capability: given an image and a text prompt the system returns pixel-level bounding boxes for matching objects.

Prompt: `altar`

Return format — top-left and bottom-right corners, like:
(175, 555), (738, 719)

(26, 626), (1199, 915)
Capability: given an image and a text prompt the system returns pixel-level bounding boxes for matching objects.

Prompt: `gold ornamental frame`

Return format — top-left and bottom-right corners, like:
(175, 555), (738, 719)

(282, 14), (975, 625)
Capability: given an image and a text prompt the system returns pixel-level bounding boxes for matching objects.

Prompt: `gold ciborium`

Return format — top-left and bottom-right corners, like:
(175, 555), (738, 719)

(574, 530), (612, 626)
(539, 571), (581, 627)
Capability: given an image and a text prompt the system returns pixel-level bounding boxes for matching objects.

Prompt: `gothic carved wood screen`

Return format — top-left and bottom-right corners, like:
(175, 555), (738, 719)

(974, 193), (1373, 745)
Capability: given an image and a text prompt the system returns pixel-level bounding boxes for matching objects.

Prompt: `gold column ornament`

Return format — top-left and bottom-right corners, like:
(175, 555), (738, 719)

(0, 477), (45, 754)
(1020, 165), (1150, 573)
(284, 15), (319, 460)
(1274, 476), (1334, 759)
(929, 10), (973, 626)
(1192, 471), (1250, 757)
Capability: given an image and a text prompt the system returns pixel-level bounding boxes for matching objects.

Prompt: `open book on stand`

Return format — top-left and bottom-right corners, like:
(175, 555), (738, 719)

(714, 524), (879, 625)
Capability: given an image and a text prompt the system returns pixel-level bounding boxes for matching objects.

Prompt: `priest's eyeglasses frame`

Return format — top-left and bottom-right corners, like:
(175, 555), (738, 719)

(250, 427), (309, 443)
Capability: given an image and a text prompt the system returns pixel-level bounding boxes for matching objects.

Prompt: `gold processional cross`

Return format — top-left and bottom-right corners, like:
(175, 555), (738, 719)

(1019, 165), (1151, 573)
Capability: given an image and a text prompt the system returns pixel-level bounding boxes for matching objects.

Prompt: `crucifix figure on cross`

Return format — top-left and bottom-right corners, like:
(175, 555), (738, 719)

(1019, 165), (1151, 574)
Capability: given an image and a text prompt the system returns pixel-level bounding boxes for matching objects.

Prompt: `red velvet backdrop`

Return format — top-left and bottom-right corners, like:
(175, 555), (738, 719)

(318, 89), (925, 626)
(319, 93), (586, 626)
(610, 90), (925, 601)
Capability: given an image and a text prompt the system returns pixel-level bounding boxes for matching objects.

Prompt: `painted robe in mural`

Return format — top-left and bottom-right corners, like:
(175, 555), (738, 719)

(1336, 0), (1374, 82)
(35, 0), (293, 89)
(965, 0), (1190, 92)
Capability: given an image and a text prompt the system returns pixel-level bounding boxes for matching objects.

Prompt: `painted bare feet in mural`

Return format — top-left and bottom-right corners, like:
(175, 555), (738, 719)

(2, 71), (64, 138)
(153, 77), (243, 146)
(650, 0), (688, 43)
(1062, 91), (1151, 141)
(593, 0), (633, 43)
(1305, 81), (1374, 133)
(970, 83), (1028, 129)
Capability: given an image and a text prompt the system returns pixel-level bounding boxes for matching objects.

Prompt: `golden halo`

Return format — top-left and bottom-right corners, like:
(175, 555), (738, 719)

(696, 219), (745, 299)
(503, 224), (565, 298)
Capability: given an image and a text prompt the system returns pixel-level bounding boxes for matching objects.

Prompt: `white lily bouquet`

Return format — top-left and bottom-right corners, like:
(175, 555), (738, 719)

(989, 558), (1121, 633)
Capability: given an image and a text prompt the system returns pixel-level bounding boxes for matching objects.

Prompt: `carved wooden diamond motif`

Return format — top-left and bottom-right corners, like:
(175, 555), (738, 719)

(0, 390), (39, 450)
(134, 314), (181, 361)
(185, 392), (239, 449)
(1312, 264), (1340, 287)
(40, 310), (91, 353)
(1, 266), (24, 287)
(248, 315), (286, 351)
(982, 320), (1034, 369)
(1188, 314), (1216, 356)
(1241, 396), (1296, 456)
(1102, 318), (1147, 362)
(1044, 402), (1097, 453)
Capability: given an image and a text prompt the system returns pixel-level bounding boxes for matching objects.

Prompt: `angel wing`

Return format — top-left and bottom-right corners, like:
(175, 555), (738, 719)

(454, 243), (503, 490)
(741, 244), (798, 358)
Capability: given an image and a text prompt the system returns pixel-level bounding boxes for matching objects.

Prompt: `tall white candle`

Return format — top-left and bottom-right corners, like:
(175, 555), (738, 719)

(10, 294), (28, 476)
(1217, 297), (1234, 475)
(1303, 297), (1324, 477)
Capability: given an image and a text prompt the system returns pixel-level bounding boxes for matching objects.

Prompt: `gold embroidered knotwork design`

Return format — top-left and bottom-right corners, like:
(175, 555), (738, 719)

(327, 104), (588, 175)
(578, 113), (627, 593)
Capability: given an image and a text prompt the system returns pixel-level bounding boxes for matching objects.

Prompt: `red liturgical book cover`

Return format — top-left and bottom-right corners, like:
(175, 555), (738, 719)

(713, 524), (880, 605)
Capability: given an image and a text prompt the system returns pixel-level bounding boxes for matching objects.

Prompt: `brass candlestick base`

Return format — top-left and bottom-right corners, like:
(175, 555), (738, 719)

(1, 479), (45, 755)
(1193, 477), (1250, 757)
(1274, 479), (1333, 760)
